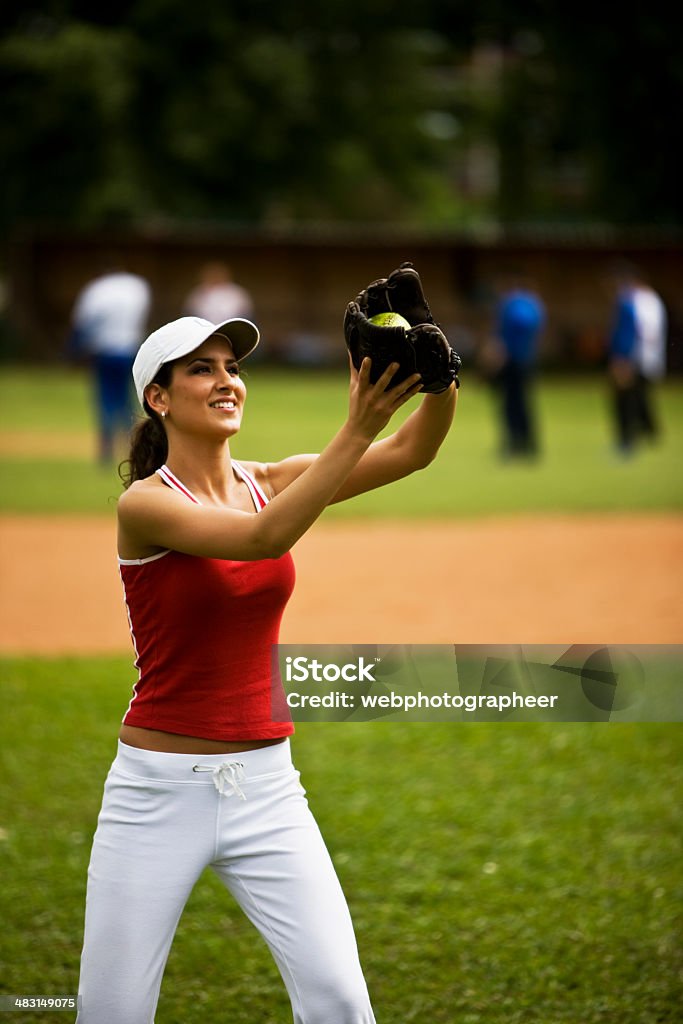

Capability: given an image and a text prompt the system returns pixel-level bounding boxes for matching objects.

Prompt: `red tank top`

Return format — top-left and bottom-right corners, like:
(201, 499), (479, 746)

(119, 462), (295, 741)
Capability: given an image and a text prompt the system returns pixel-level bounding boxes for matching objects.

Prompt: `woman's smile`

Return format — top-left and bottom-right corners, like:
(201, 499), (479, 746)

(209, 398), (238, 412)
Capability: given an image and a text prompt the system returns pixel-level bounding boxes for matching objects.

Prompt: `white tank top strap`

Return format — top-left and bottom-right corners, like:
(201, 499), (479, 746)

(156, 465), (202, 505)
(156, 462), (268, 512)
(232, 460), (269, 508)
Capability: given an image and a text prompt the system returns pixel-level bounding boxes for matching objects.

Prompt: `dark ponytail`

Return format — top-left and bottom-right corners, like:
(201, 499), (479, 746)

(119, 363), (173, 489)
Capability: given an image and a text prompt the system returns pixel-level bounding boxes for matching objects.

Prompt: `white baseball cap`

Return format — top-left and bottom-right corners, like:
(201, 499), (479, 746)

(132, 316), (260, 406)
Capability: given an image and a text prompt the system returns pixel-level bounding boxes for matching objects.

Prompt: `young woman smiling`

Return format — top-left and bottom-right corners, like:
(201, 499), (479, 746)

(76, 313), (457, 1024)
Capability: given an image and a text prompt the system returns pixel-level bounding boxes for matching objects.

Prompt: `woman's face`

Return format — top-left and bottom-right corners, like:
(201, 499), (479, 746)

(161, 335), (247, 438)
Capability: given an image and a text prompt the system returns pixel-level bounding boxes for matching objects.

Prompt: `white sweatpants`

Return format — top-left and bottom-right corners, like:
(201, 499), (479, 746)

(76, 739), (375, 1024)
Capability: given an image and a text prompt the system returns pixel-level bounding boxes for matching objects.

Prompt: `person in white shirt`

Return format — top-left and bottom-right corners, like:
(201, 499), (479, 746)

(608, 262), (668, 454)
(183, 261), (254, 324)
(70, 267), (152, 462)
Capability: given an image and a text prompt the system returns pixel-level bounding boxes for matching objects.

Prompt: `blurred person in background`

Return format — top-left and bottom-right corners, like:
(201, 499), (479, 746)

(68, 259), (152, 463)
(607, 261), (668, 456)
(183, 260), (254, 323)
(491, 269), (546, 459)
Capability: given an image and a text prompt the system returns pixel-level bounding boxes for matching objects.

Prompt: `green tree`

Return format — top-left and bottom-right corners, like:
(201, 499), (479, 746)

(0, 3), (460, 230)
(0, 15), (145, 228)
(1, 0), (681, 232)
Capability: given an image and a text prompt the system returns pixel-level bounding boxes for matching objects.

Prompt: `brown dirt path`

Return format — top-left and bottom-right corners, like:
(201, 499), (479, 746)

(1, 514), (681, 655)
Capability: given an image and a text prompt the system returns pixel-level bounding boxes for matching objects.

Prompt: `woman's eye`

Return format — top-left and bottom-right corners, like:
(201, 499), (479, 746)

(228, 365), (240, 376)
(192, 365), (211, 374)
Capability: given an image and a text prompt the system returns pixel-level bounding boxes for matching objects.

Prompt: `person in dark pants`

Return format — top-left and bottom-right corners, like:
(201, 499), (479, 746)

(68, 264), (152, 463)
(493, 270), (545, 459)
(607, 262), (667, 456)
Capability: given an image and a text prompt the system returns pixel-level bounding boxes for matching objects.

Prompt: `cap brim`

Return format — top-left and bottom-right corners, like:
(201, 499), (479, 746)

(211, 318), (260, 361)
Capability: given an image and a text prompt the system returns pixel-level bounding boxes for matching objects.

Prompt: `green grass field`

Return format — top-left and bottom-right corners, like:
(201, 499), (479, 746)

(1, 366), (681, 1021)
(0, 659), (681, 1023)
(1, 366), (682, 517)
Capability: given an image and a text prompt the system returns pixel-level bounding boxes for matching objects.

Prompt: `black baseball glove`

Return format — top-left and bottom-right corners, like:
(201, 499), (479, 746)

(344, 262), (461, 394)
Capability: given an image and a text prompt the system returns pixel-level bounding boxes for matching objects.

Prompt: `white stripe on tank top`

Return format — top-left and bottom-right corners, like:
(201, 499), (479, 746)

(156, 461), (267, 511)
(117, 462), (268, 566)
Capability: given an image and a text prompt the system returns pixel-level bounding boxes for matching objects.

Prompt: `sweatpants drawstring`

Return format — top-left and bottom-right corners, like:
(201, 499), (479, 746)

(192, 761), (246, 800)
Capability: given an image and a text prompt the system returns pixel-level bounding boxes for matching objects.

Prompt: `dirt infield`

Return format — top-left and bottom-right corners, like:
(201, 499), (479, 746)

(1, 514), (681, 654)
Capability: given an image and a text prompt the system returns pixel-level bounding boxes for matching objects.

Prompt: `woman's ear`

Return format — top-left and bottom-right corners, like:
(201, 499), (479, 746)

(144, 383), (168, 418)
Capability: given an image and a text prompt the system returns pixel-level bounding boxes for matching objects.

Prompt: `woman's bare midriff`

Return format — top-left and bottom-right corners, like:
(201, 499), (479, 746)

(119, 724), (287, 754)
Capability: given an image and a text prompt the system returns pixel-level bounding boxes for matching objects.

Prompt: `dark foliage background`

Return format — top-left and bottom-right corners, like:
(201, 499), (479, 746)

(1, 0), (681, 236)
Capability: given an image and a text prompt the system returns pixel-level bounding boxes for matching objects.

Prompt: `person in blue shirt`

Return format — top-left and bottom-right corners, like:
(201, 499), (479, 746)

(608, 261), (667, 455)
(493, 270), (545, 458)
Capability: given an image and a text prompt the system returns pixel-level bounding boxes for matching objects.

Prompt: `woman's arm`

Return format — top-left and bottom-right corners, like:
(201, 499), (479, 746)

(264, 381), (457, 502)
(118, 360), (421, 561)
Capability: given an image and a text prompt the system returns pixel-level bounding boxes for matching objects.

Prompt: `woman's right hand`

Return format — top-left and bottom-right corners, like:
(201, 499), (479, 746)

(347, 356), (422, 442)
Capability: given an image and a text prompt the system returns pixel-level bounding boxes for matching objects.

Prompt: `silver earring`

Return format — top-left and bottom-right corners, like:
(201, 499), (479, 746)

(161, 411), (167, 419)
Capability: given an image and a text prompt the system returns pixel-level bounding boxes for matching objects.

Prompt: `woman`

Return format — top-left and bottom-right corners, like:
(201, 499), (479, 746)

(76, 312), (457, 1023)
